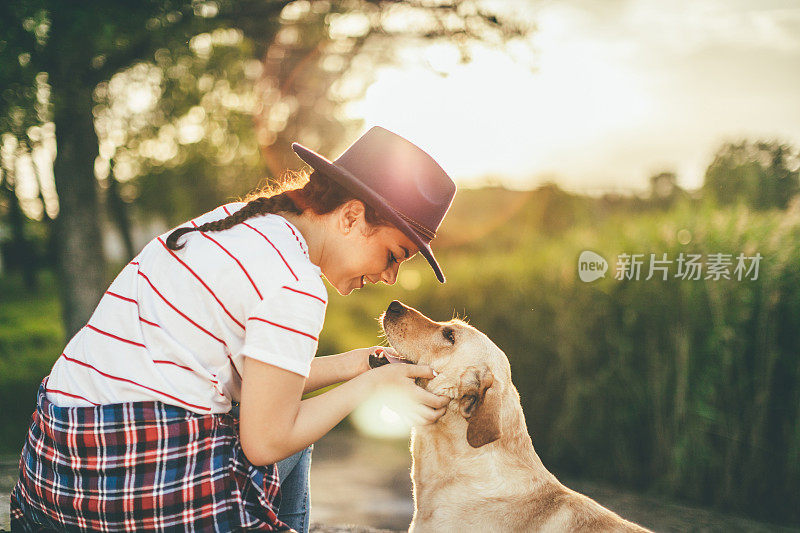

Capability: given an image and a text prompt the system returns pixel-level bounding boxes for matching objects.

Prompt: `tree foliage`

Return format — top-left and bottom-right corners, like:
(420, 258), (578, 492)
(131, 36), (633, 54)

(703, 140), (800, 210)
(0, 0), (533, 337)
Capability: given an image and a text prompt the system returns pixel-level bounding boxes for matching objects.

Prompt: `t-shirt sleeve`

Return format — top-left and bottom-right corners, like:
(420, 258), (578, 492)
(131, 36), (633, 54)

(237, 277), (328, 377)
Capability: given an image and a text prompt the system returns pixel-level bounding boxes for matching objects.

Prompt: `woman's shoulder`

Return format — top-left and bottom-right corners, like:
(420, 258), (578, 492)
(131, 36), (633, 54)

(141, 202), (322, 293)
(180, 201), (306, 263)
(206, 203), (325, 298)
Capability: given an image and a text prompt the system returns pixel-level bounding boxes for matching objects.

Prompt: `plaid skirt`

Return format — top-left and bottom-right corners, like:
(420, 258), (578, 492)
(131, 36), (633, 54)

(10, 378), (294, 532)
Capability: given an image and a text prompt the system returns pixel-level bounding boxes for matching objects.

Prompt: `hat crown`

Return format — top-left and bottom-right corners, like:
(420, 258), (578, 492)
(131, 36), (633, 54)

(290, 125), (456, 282)
(332, 126), (456, 236)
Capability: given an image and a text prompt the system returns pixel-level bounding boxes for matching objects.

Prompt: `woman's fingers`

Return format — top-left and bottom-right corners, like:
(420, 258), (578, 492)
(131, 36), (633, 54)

(404, 403), (448, 426)
(403, 364), (438, 380)
(412, 387), (450, 410)
(376, 363), (448, 425)
(424, 404), (448, 424)
(400, 364), (449, 410)
(370, 347), (385, 357)
(370, 346), (398, 357)
(401, 385), (450, 427)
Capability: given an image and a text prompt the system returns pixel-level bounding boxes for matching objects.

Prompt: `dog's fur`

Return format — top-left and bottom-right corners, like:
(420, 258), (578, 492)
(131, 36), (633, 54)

(380, 301), (651, 533)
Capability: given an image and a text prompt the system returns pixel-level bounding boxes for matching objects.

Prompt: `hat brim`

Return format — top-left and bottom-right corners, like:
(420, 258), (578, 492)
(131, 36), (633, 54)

(292, 142), (446, 283)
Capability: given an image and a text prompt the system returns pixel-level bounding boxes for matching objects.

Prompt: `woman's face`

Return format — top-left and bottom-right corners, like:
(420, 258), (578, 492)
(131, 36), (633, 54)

(324, 200), (420, 295)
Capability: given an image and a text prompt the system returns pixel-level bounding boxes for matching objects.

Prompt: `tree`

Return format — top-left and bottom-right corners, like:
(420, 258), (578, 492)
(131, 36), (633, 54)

(703, 140), (800, 210)
(647, 171), (688, 209)
(1, 0), (534, 339)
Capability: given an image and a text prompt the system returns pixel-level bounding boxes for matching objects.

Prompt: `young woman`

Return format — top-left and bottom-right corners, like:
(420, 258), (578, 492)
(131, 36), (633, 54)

(11, 126), (457, 532)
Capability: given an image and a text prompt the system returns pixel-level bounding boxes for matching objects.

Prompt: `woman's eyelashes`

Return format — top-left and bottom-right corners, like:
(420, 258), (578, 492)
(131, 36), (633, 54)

(386, 251), (398, 270)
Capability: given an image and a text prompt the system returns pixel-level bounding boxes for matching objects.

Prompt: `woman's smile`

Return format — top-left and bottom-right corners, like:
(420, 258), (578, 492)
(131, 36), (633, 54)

(357, 274), (375, 290)
(289, 201), (421, 296)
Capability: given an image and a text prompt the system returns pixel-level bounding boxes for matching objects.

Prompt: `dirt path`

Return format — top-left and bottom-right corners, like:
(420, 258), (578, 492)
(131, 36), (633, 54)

(2, 429), (797, 532)
(306, 430), (796, 532)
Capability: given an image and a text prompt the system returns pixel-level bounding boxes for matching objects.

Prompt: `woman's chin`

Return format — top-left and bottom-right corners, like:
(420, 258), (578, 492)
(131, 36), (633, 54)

(333, 278), (360, 296)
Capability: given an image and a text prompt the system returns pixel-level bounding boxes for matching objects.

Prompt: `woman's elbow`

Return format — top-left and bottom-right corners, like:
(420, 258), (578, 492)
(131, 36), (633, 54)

(240, 436), (280, 467)
(239, 420), (282, 466)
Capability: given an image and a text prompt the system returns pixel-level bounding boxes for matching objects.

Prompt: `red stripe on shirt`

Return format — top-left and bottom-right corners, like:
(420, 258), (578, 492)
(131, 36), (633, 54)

(137, 270), (228, 347)
(190, 220), (263, 300)
(59, 353), (210, 412)
(222, 213), (298, 282)
(222, 205), (301, 281)
(151, 360), (226, 398)
(282, 285), (326, 304)
(152, 359), (195, 372)
(247, 317), (318, 341)
(139, 316), (160, 328)
(102, 290), (160, 329)
(283, 221), (308, 257)
(241, 221), (299, 281)
(157, 237), (245, 330)
(46, 388), (100, 406)
(106, 290), (136, 304)
(86, 324), (147, 348)
(228, 354), (242, 380)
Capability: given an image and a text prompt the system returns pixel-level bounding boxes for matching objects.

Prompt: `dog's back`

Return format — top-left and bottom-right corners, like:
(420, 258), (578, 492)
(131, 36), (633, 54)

(514, 484), (649, 532)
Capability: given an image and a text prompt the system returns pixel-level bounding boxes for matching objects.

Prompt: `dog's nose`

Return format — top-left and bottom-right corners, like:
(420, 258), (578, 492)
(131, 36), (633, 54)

(386, 300), (406, 317)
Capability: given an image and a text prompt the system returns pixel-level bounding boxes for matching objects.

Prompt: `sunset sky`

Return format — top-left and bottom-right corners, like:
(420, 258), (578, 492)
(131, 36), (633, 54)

(349, 0), (800, 194)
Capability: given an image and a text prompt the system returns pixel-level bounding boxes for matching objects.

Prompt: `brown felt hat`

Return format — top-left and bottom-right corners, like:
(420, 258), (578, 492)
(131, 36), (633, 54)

(292, 126), (456, 283)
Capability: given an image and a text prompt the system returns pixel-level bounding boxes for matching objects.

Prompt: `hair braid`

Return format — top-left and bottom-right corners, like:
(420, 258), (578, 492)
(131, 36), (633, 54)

(165, 169), (393, 251)
(166, 192), (301, 251)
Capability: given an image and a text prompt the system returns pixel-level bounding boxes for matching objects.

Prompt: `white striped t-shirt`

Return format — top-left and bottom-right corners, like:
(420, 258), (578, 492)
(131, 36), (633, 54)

(45, 202), (328, 414)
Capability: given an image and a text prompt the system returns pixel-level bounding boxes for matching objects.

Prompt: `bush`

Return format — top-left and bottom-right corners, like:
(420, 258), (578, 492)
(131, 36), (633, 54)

(321, 198), (800, 526)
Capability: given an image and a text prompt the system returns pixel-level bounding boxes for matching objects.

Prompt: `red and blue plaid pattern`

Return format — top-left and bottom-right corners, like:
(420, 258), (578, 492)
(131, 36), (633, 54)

(10, 378), (294, 532)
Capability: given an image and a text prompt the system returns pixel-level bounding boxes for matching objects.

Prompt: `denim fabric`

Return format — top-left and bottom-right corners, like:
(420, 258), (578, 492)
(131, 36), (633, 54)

(276, 443), (314, 533)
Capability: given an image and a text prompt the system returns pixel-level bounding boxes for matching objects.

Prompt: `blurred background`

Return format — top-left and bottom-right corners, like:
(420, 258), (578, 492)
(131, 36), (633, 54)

(1, 0), (799, 530)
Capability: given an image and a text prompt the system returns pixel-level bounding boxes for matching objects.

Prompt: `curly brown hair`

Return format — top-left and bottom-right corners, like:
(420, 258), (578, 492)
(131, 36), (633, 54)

(165, 169), (394, 251)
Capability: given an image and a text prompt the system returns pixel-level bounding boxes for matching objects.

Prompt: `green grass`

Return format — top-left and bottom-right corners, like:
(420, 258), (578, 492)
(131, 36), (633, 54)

(0, 270), (64, 452)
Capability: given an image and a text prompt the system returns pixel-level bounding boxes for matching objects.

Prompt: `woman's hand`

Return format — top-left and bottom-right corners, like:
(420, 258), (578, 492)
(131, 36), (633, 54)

(349, 345), (401, 376)
(366, 363), (450, 427)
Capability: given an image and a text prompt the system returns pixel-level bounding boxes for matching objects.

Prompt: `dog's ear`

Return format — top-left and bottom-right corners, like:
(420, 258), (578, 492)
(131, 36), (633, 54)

(457, 365), (501, 448)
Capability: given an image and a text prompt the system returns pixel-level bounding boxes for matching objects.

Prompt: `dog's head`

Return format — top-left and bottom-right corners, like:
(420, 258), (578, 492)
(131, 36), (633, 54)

(380, 300), (510, 448)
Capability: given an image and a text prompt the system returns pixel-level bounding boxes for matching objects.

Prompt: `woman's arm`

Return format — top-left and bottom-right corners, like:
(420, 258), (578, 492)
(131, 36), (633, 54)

(304, 346), (398, 395)
(303, 351), (361, 394)
(239, 355), (443, 467)
(240, 355), (375, 466)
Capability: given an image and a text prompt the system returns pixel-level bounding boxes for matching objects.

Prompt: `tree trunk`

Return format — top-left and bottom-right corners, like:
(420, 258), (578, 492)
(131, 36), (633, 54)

(49, 75), (107, 340)
(107, 161), (137, 261)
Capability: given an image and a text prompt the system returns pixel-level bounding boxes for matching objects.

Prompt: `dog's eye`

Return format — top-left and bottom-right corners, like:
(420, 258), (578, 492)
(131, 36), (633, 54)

(442, 327), (455, 344)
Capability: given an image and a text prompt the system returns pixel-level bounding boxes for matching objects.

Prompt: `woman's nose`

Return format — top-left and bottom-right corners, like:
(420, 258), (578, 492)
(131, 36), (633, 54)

(381, 266), (398, 285)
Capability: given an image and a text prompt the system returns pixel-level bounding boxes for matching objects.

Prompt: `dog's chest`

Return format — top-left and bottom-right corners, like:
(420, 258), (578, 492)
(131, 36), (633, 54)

(410, 423), (493, 499)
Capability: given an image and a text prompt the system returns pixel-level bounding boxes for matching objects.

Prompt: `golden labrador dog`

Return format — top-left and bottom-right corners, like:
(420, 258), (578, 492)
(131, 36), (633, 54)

(379, 300), (651, 533)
